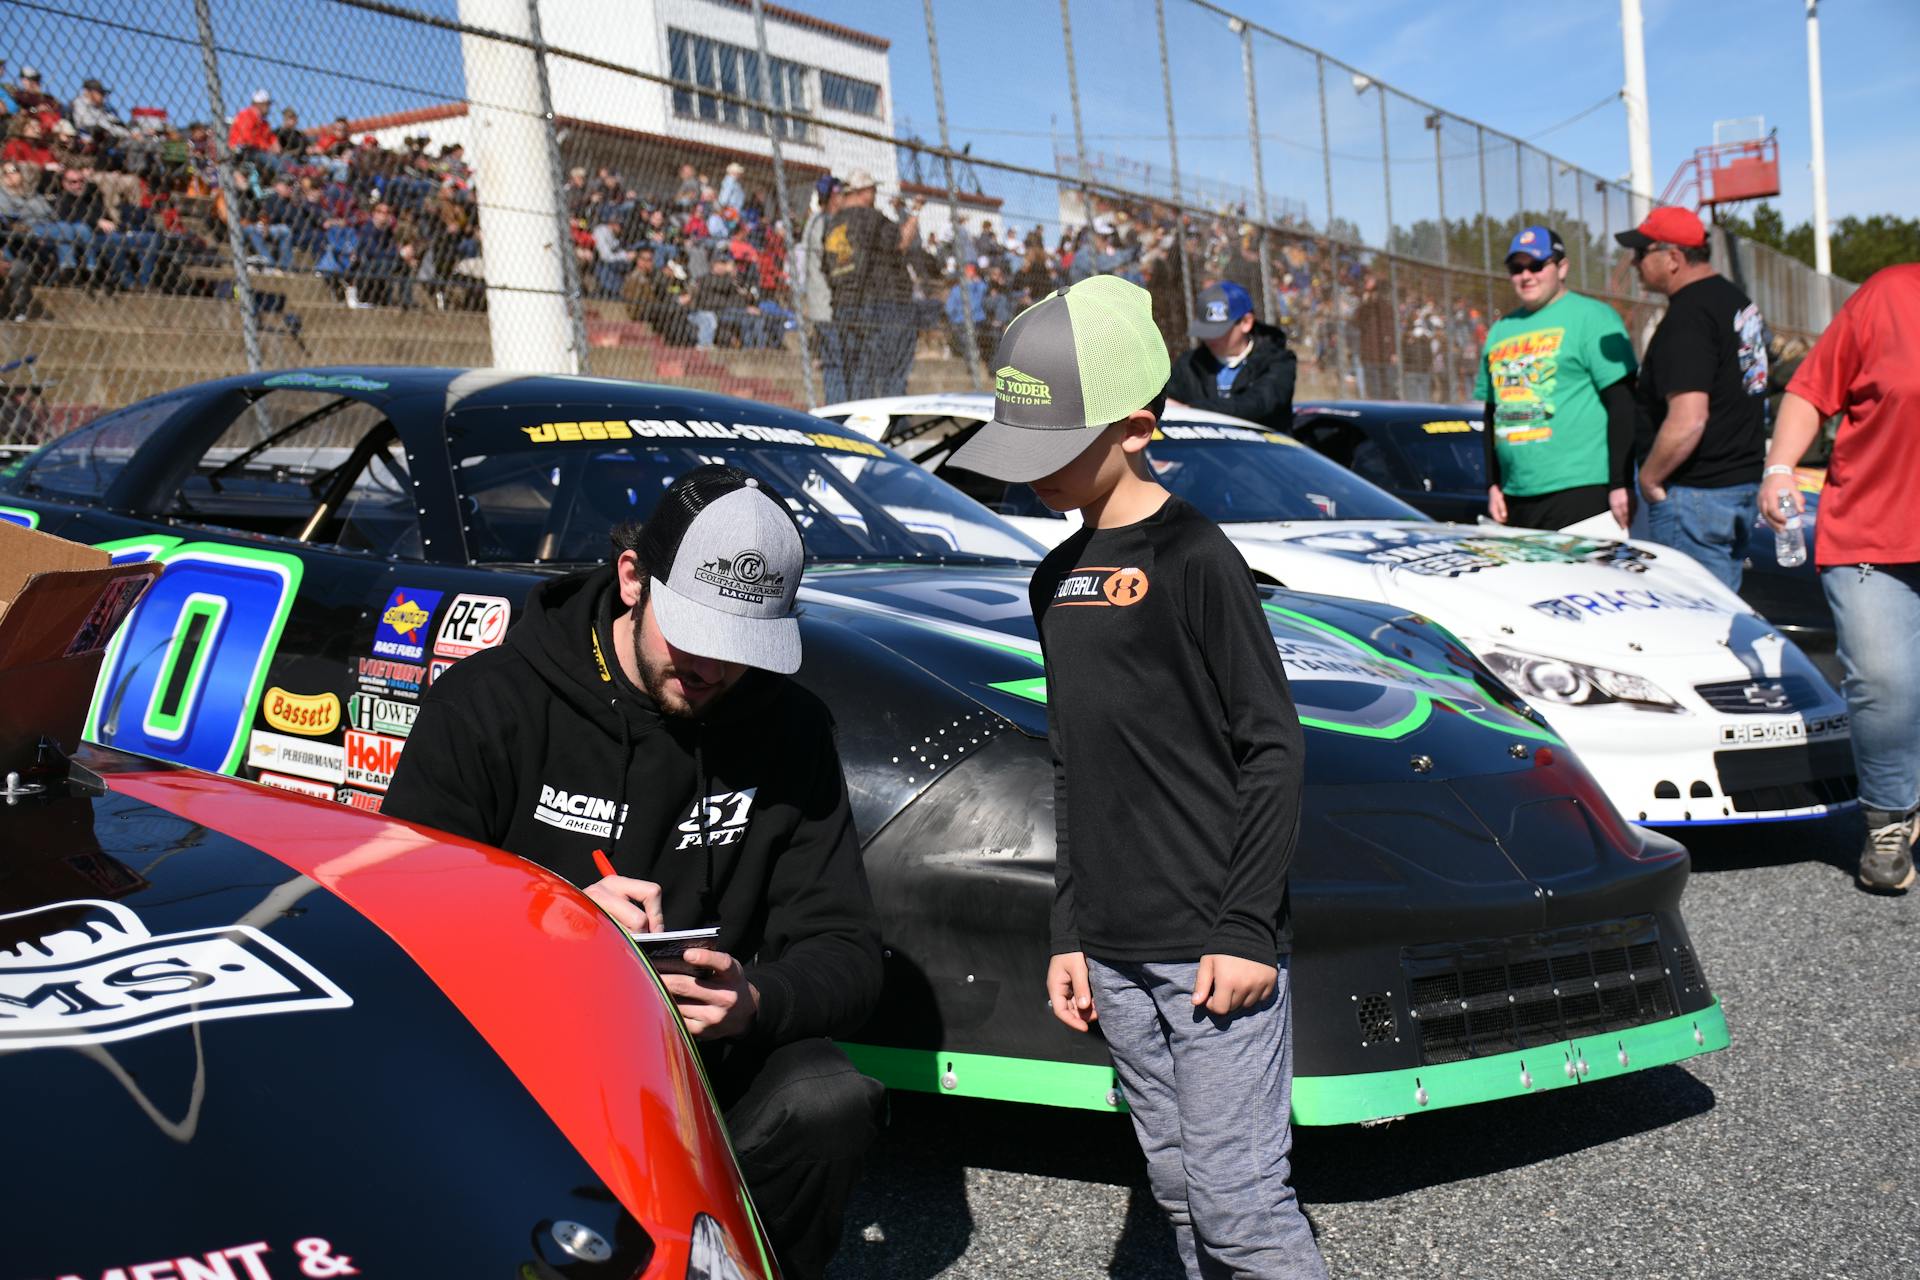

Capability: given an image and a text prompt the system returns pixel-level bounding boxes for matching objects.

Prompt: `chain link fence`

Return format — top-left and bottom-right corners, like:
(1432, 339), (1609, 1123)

(1, 0), (1855, 445)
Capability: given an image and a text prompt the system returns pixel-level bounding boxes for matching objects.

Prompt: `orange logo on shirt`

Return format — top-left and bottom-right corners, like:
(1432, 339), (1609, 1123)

(1104, 568), (1149, 606)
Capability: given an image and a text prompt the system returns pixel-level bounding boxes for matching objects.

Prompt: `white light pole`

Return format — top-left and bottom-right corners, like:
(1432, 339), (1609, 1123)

(1620, 0), (1654, 222)
(1806, 0), (1833, 277)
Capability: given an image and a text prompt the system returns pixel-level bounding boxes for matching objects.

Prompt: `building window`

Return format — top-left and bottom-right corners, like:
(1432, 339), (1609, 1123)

(820, 71), (881, 118)
(668, 28), (811, 142)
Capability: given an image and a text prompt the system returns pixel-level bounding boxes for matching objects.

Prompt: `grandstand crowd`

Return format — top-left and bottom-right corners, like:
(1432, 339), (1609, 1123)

(0, 59), (1485, 401)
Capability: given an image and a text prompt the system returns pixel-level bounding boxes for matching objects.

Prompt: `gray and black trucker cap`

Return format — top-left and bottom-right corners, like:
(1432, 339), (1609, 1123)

(643, 467), (803, 674)
(948, 274), (1172, 484)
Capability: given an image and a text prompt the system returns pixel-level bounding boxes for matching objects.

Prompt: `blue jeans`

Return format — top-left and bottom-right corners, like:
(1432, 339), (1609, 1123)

(1646, 482), (1758, 591)
(840, 302), (917, 399)
(33, 222), (95, 271)
(244, 223), (294, 269)
(815, 319), (848, 404)
(1821, 562), (1920, 814)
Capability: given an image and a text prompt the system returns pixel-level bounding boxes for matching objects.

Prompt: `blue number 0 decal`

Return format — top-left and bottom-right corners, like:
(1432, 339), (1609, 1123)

(87, 537), (304, 774)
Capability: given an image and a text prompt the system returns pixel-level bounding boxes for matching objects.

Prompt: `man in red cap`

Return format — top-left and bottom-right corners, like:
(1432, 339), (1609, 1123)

(1618, 206), (1770, 589)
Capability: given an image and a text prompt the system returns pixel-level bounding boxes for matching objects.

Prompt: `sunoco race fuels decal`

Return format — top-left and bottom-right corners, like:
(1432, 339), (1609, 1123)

(372, 588), (443, 662)
(0, 900), (351, 1049)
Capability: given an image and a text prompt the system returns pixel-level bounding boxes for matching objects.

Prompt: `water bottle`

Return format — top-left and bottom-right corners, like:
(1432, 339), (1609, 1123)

(1774, 488), (1807, 568)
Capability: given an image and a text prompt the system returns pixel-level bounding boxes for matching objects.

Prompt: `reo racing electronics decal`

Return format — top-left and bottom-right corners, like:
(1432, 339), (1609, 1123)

(0, 899), (351, 1049)
(433, 593), (511, 660)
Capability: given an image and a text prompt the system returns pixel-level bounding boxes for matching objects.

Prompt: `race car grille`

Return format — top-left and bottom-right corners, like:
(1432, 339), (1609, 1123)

(1693, 675), (1824, 714)
(1403, 919), (1677, 1067)
(1715, 741), (1858, 813)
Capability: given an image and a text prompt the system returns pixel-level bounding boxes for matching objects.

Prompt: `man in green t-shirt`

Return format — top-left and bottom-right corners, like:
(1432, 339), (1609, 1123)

(1474, 226), (1640, 531)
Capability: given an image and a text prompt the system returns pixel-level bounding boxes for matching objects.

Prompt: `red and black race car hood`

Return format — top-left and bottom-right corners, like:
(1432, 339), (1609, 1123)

(1, 749), (768, 1279)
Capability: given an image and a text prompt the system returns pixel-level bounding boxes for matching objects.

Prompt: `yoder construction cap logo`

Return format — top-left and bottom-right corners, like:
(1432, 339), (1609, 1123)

(995, 366), (1052, 405)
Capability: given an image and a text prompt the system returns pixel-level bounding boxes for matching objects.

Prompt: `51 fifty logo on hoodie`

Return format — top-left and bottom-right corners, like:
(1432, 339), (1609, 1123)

(677, 788), (758, 850)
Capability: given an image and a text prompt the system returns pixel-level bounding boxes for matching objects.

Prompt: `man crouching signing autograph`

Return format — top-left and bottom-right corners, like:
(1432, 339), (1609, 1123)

(382, 466), (885, 1280)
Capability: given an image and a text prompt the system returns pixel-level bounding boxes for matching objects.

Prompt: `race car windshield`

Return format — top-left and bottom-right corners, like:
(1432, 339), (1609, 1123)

(450, 436), (1049, 566)
(1392, 423), (1490, 493)
(1147, 425), (1433, 524)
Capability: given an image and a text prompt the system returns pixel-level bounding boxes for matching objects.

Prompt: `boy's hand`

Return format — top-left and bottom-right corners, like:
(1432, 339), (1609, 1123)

(658, 948), (758, 1040)
(1192, 954), (1276, 1017)
(1047, 951), (1097, 1032)
(584, 874), (664, 934)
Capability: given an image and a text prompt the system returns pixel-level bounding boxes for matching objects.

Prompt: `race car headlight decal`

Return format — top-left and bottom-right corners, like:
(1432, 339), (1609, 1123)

(686, 1213), (753, 1280)
(1481, 648), (1680, 711)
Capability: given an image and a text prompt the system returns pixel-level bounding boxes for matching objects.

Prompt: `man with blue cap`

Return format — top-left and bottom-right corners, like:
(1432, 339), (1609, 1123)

(1474, 224), (1640, 533)
(1165, 279), (1299, 430)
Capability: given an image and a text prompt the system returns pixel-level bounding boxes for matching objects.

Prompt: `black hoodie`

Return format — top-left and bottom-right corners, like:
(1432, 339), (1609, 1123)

(380, 566), (882, 1045)
(1165, 321), (1299, 431)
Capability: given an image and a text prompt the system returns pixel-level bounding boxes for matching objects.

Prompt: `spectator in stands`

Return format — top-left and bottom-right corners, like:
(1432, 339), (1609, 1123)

(673, 162), (700, 210)
(823, 171), (920, 398)
(944, 265), (987, 362)
(563, 166), (591, 219)
(46, 166), (115, 280)
(245, 176), (301, 273)
(689, 252), (773, 349)
(72, 78), (133, 143)
(1353, 271), (1397, 398)
(798, 176), (843, 400)
(717, 161), (746, 213)
(1, 116), (52, 174)
(1167, 280), (1298, 431)
(1011, 240), (1055, 307)
(275, 108), (309, 161)
(349, 201), (406, 307)
(229, 90), (277, 161)
(5, 66), (60, 122)
(625, 243), (695, 346)
(592, 212), (636, 298)
(0, 160), (55, 293)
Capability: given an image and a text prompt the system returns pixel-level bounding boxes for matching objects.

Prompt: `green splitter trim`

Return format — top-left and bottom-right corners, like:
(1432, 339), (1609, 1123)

(840, 999), (1728, 1125)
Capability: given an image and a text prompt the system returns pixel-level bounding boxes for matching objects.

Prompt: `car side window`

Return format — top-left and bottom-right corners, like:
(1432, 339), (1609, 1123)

(11, 398), (181, 502)
(1298, 420), (1404, 489)
(169, 390), (424, 558)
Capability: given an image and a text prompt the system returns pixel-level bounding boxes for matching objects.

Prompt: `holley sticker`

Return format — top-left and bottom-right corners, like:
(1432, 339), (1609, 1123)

(344, 730), (405, 792)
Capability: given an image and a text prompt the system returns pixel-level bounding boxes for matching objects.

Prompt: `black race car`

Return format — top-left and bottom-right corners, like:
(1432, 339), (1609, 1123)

(0, 368), (1728, 1125)
(1288, 400), (1837, 680)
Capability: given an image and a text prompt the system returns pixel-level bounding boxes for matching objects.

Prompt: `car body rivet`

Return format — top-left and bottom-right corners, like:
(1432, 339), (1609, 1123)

(1618, 1048), (1630, 1067)
(941, 1069), (958, 1090)
(1693, 1025), (1705, 1046)
(1414, 1084), (1429, 1107)
(1519, 1067), (1533, 1089)
(965, 974), (974, 983)
(1564, 1058), (1577, 1078)
(1508, 744), (1529, 758)
(1577, 1058), (1590, 1076)
(1106, 1089), (1121, 1108)
(551, 1221), (611, 1263)
(1409, 755), (1433, 773)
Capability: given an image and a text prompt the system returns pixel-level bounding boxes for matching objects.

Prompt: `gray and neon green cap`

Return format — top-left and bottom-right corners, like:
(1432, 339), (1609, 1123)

(948, 274), (1170, 483)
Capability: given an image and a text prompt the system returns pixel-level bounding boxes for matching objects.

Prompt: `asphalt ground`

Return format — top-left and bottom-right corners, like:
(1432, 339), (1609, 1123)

(826, 811), (1919, 1280)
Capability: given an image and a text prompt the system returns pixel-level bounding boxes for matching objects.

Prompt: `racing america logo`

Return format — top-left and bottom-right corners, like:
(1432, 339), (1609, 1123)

(534, 784), (629, 839)
(0, 900), (351, 1049)
(1050, 566), (1150, 608)
(695, 551), (785, 604)
(676, 788), (758, 850)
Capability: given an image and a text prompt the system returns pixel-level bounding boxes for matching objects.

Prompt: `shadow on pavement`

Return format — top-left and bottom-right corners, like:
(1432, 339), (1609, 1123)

(1669, 810), (1858, 876)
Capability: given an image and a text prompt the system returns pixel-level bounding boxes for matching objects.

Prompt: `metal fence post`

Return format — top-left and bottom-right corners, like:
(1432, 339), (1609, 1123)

(1058, 0), (1091, 190)
(1154, 0), (1196, 336)
(191, 0), (261, 373)
(525, 0), (590, 373)
(920, 0), (986, 391)
(1477, 124), (1494, 324)
(1236, 22), (1275, 319)
(1376, 86), (1403, 397)
(749, 0), (815, 407)
(1317, 54), (1342, 387)
(1427, 112), (1449, 398)
(1574, 169), (1587, 290)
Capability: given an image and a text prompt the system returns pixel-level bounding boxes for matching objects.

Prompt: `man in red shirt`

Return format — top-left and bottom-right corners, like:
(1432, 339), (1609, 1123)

(228, 89), (279, 171)
(1763, 264), (1920, 893)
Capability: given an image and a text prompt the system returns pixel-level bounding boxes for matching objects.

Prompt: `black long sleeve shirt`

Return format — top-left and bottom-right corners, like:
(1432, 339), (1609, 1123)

(1030, 496), (1305, 966)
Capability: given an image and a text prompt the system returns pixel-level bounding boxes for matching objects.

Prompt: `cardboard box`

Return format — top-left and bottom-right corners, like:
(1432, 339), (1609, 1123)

(0, 522), (160, 775)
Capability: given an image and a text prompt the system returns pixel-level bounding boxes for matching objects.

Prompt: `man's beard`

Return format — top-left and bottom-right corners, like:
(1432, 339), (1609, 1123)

(633, 609), (727, 719)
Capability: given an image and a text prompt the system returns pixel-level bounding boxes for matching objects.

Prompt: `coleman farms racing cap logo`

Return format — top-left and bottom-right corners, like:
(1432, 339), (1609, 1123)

(995, 366), (1052, 405)
(695, 550), (785, 604)
(372, 587), (444, 662)
(0, 900), (351, 1049)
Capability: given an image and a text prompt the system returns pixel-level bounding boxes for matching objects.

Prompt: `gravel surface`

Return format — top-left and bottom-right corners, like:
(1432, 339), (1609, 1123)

(827, 813), (1919, 1279)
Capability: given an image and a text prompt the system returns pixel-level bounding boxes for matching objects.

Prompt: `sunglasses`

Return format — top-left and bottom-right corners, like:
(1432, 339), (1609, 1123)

(1631, 243), (1676, 264)
(1507, 256), (1559, 276)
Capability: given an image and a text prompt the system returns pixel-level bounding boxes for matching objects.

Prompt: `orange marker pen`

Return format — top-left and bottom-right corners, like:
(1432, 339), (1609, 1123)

(592, 848), (617, 880)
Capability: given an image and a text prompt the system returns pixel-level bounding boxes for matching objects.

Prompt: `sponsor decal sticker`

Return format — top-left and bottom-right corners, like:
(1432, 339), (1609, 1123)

(247, 730), (346, 784)
(371, 587), (443, 662)
(1294, 528), (1656, 578)
(675, 788), (758, 850)
(1530, 588), (1727, 622)
(262, 371), (389, 391)
(58, 1235), (361, 1280)
(263, 686), (342, 736)
(0, 899), (351, 1049)
(994, 365), (1052, 405)
(433, 593), (511, 659)
(344, 730), (405, 791)
(1719, 714), (1848, 747)
(534, 783), (628, 839)
(336, 787), (385, 812)
(1420, 419), (1480, 434)
(356, 655), (425, 698)
(257, 770), (335, 799)
(516, 418), (883, 457)
(428, 657), (454, 685)
(1154, 422), (1274, 444)
(347, 692), (417, 738)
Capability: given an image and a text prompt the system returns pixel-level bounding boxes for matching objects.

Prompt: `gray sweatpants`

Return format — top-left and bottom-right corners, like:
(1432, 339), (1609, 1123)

(1087, 957), (1328, 1280)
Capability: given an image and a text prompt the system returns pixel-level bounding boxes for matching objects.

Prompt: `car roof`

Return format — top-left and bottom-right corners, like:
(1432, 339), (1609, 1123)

(1293, 400), (1484, 425)
(817, 392), (1279, 430)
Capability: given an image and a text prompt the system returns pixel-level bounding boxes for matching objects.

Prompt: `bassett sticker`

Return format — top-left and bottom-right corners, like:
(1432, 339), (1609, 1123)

(0, 900), (351, 1049)
(262, 687), (341, 736)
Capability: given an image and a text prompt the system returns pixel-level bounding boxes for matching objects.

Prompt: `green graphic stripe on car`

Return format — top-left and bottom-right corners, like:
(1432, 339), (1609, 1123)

(0, 503), (39, 527)
(839, 999), (1728, 1124)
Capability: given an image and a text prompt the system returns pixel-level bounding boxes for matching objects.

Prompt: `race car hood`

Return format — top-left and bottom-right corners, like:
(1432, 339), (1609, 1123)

(1220, 520), (1767, 663)
(2, 750), (765, 1278)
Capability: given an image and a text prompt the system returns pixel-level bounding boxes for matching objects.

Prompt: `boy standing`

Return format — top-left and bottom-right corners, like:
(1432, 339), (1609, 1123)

(951, 276), (1325, 1279)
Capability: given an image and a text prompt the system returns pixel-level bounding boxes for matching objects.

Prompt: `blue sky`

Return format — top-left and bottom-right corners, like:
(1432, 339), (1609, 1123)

(32, 0), (1916, 244)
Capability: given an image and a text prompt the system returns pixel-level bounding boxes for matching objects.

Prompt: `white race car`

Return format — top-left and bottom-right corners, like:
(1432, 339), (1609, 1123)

(820, 392), (1856, 828)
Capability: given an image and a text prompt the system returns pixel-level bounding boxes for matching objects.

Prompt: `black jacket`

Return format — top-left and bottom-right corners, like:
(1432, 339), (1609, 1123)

(380, 567), (883, 1045)
(1165, 322), (1298, 431)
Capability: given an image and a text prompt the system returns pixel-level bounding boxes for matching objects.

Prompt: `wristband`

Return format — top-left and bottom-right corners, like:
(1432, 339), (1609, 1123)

(1762, 464), (1795, 478)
